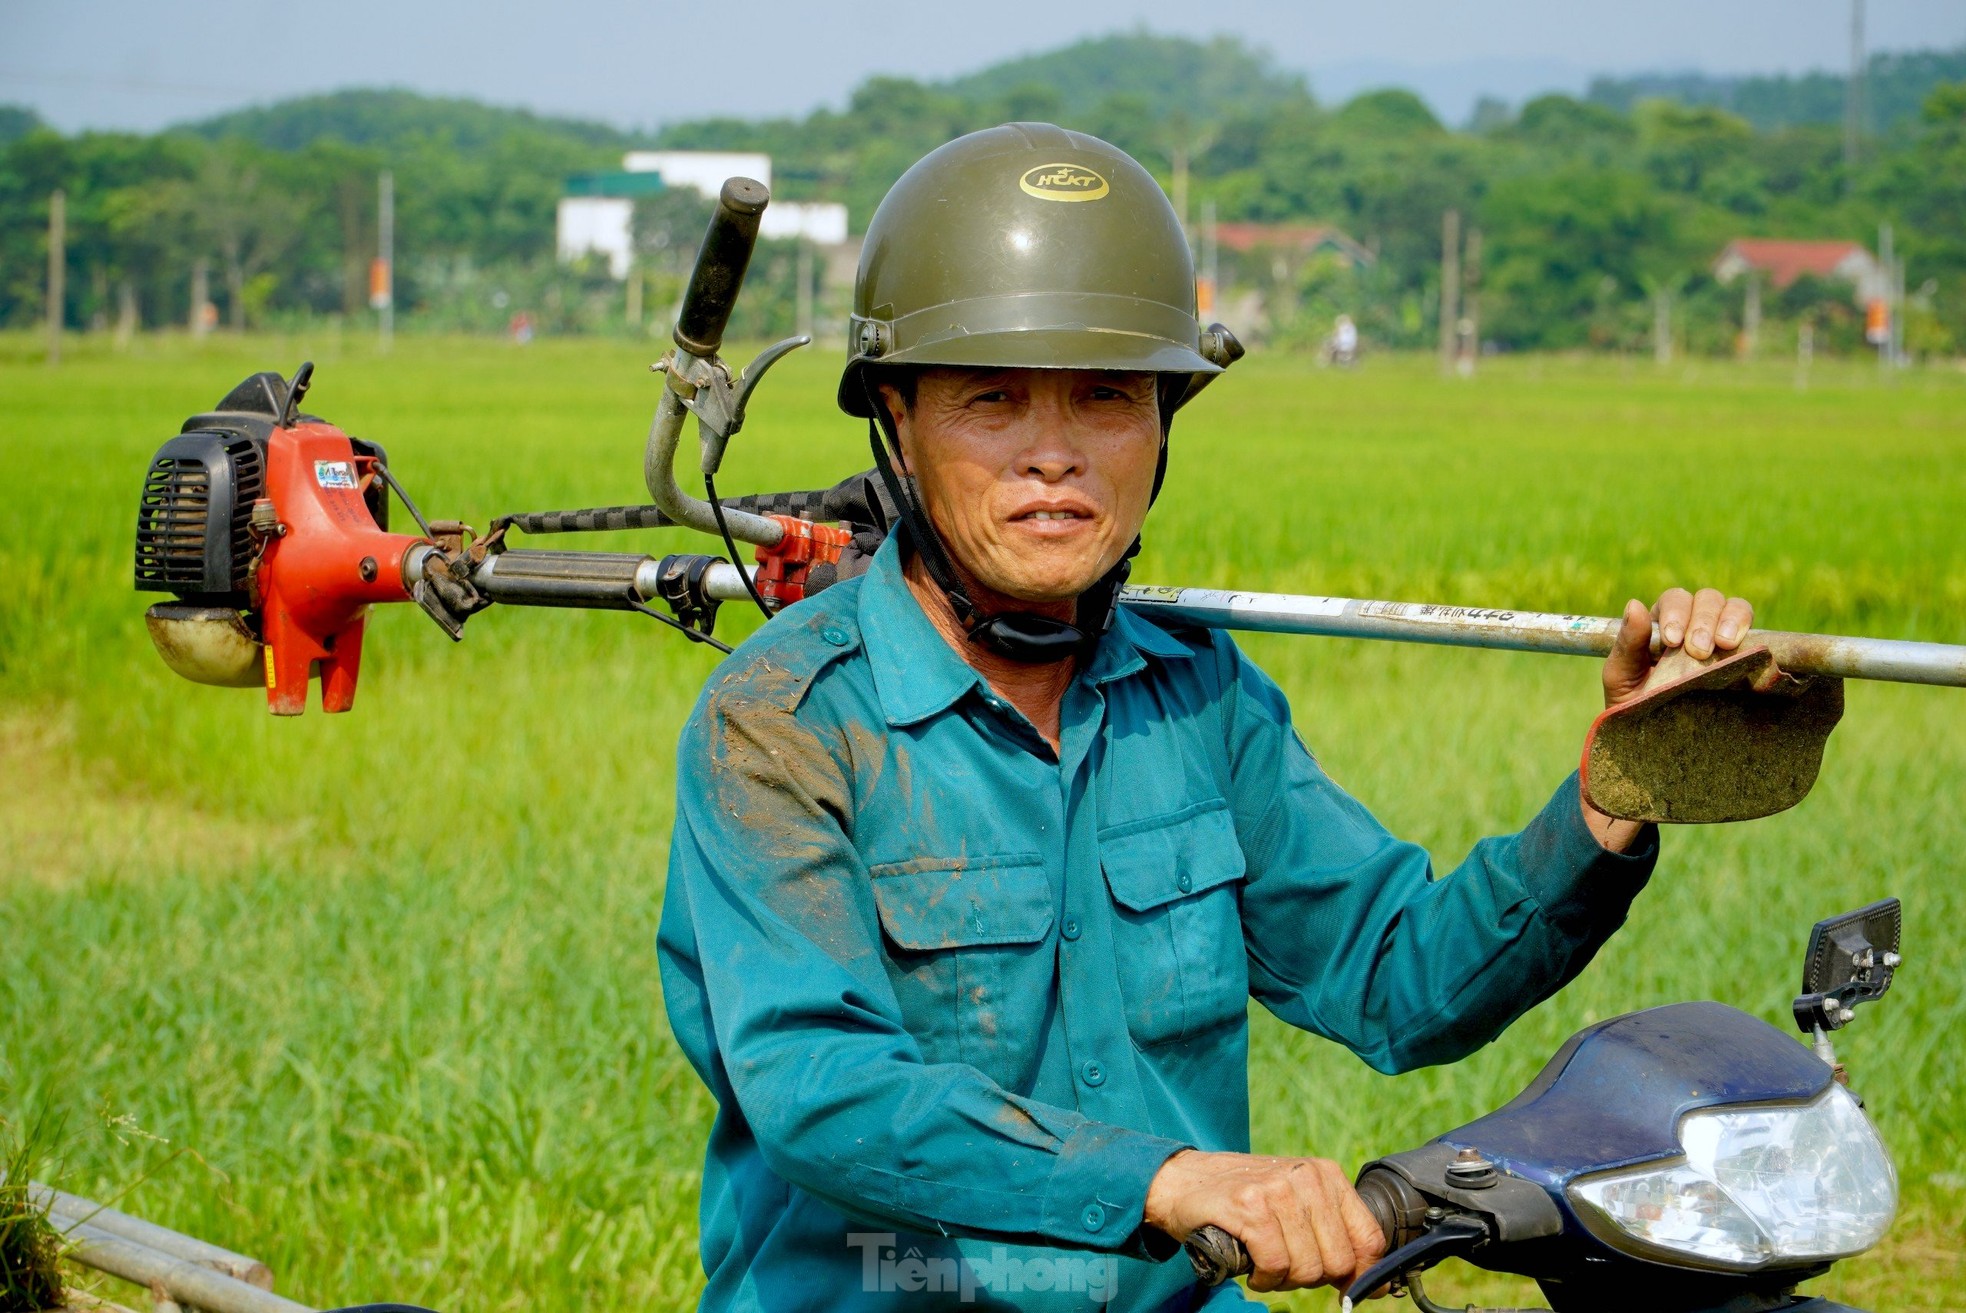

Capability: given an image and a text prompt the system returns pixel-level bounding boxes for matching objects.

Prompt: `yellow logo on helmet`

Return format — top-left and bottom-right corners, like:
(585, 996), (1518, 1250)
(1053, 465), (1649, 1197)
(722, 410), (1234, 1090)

(1019, 164), (1110, 202)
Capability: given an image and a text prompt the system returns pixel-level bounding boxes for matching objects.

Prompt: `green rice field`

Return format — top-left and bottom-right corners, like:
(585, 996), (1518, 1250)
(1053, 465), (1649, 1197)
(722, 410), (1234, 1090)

(2, 333), (1962, 1310)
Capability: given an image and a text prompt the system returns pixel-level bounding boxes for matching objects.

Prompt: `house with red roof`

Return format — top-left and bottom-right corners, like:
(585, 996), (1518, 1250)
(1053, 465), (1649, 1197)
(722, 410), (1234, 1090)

(1713, 239), (1885, 303)
(1213, 223), (1376, 267)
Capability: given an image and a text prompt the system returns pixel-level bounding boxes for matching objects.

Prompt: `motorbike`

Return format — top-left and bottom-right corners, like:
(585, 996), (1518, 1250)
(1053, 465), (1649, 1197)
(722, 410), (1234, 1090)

(1185, 898), (1905, 1313)
(312, 900), (1901, 1313)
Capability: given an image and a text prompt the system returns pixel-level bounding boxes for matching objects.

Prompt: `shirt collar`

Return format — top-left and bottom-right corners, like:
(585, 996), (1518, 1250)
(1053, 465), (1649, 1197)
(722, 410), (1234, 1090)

(858, 535), (1194, 728)
(859, 535), (988, 727)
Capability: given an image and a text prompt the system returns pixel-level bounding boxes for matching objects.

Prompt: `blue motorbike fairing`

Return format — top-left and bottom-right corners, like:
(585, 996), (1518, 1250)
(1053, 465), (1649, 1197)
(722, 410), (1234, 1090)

(1442, 1001), (1832, 1188)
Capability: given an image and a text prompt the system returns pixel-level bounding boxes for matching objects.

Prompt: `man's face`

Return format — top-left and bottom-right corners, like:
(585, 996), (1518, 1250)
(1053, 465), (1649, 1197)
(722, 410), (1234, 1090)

(883, 367), (1161, 606)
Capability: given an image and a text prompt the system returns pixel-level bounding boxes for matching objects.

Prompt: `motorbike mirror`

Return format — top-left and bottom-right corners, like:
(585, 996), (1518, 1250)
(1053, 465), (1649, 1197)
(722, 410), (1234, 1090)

(1793, 897), (1901, 1034)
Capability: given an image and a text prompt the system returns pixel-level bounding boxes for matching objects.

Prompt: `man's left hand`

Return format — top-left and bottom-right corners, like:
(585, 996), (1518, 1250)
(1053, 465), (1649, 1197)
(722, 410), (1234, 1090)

(1586, 587), (1755, 850)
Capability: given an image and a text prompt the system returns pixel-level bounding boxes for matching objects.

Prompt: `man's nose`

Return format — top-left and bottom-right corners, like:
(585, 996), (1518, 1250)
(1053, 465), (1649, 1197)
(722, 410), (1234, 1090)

(1015, 393), (1088, 481)
(1018, 440), (1085, 481)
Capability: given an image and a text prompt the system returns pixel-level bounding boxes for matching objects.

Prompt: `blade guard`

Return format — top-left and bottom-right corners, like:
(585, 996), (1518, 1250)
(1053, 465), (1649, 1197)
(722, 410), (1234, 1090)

(256, 423), (426, 715)
(1581, 644), (1844, 824)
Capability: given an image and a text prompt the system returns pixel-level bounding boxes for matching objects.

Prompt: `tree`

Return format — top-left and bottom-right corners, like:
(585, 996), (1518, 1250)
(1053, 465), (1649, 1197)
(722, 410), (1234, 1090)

(1331, 89), (1444, 140)
(1480, 167), (1690, 349)
(131, 142), (303, 330)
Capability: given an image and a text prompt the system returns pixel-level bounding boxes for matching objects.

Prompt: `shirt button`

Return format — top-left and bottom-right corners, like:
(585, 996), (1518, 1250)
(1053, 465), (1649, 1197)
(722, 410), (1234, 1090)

(820, 627), (849, 647)
(1080, 1060), (1105, 1087)
(1060, 917), (1081, 941)
(1081, 1204), (1106, 1232)
(1176, 872), (1193, 893)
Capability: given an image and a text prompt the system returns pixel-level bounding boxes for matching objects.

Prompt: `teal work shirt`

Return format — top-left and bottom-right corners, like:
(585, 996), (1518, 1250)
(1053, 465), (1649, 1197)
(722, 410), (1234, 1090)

(658, 537), (1658, 1312)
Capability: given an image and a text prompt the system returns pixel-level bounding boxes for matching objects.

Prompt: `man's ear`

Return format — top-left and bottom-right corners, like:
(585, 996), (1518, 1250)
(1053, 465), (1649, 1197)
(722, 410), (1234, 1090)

(878, 384), (915, 475)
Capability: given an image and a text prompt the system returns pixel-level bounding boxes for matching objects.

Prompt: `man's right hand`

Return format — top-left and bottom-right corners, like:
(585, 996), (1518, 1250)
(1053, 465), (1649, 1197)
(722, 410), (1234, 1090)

(1144, 1149), (1386, 1293)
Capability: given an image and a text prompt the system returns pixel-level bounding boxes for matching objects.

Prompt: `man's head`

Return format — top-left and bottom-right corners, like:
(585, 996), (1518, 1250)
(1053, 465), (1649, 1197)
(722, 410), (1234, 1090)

(877, 366), (1162, 607)
(841, 122), (1242, 657)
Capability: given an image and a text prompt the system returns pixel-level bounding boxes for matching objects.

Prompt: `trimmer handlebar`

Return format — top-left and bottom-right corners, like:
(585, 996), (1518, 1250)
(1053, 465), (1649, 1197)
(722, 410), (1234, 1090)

(673, 177), (769, 357)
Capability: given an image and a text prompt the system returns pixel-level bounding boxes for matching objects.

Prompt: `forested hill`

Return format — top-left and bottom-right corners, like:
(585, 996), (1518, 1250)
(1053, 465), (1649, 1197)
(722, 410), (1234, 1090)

(4, 31), (1964, 355)
(175, 34), (1303, 158)
(183, 88), (637, 154)
(164, 35), (1966, 160)
(939, 32), (1309, 124)
(1589, 44), (1966, 133)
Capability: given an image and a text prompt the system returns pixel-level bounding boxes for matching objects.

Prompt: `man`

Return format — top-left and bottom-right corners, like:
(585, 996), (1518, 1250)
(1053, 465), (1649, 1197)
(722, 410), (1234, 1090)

(1329, 313), (1359, 367)
(657, 124), (1752, 1311)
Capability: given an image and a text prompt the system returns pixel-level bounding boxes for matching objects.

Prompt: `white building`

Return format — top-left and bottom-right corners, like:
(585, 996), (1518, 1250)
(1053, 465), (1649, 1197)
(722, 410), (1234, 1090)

(622, 150), (773, 197)
(557, 150), (849, 279)
(556, 197), (636, 278)
(760, 201), (849, 245)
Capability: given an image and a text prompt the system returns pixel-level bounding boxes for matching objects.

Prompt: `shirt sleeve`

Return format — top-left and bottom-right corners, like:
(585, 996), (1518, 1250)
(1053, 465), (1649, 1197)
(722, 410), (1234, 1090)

(1216, 637), (1659, 1074)
(659, 677), (1189, 1257)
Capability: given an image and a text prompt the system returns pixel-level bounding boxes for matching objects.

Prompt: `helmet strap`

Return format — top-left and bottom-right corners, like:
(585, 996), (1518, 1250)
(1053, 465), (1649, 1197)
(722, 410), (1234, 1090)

(861, 379), (1130, 666)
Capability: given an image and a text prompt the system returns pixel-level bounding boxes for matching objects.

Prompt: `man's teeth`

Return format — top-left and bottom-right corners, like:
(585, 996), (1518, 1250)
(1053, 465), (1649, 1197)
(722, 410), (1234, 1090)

(1028, 511), (1080, 521)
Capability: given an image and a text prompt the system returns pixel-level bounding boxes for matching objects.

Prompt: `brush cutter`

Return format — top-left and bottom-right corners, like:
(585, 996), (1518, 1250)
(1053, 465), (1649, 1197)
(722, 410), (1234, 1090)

(133, 178), (1965, 823)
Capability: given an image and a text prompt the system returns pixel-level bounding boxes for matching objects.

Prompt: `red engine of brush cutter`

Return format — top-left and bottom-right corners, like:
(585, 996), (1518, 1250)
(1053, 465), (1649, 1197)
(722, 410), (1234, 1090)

(253, 424), (426, 714)
(135, 369), (430, 716)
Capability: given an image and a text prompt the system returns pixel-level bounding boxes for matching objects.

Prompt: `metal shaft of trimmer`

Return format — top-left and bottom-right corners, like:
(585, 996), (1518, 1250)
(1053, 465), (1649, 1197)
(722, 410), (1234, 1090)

(411, 550), (1966, 690)
(1116, 587), (1966, 688)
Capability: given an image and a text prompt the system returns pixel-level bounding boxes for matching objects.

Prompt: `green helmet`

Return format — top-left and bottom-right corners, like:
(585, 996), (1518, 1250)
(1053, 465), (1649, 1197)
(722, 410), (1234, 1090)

(837, 122), (1240, 418)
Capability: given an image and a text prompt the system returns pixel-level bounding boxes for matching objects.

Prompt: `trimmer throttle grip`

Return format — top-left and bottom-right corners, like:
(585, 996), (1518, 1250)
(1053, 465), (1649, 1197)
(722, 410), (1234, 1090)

(673, 177), (770, 357)
(475, 550), (650, 609)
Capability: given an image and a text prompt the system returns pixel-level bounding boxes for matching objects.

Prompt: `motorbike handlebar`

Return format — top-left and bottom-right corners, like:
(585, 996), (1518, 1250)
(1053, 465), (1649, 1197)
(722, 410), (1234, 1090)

(1185, 1171), (1407, 1286)
(1182, 1224), (1251, 1285)
(673, 177), (769, 358)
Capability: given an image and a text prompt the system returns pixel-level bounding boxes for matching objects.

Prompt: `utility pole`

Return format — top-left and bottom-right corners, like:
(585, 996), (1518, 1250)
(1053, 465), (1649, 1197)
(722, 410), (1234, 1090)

(1438, 209), (1460, 376)
(1653, 287), (1673, 367)
(1891, 237), (1907, 366)
(1458, 227), (1482, 377)
(1200, 198), (1219, 320)
(191, 259), (211, 339)
(372, 170), (395, 353)
(795, 236), (813, 340)
(1743, 273), (1762, 359)
(1876, 221), (1894, 371)
(115, 280), (137, 351)
(1171, 144), (1190, 245)
(1844, 0), (1866, 172)
(46, 188), (64, 365)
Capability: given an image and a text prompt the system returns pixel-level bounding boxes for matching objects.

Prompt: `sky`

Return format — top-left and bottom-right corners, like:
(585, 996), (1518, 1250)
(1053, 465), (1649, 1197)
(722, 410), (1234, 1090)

(5, 0), (1965, 134)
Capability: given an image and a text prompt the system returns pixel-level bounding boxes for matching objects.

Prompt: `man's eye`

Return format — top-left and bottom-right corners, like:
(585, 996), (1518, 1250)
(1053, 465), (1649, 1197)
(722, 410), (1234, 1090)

(969, 390), (1011, 405)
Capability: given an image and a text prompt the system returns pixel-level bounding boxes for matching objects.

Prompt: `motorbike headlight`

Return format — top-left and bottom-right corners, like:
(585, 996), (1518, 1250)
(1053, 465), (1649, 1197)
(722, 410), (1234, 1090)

(1569, 1083), (1896, 1269)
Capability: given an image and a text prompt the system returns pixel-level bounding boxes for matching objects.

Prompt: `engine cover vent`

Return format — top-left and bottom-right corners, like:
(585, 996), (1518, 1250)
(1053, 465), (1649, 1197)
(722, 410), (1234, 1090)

(134, 431), (266, 599)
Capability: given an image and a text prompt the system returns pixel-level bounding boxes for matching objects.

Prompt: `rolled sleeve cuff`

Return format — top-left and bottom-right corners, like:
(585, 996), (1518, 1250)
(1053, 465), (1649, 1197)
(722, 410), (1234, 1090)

(1518, 772), (1659, 938)
(1043, 1121), (1192, 1260)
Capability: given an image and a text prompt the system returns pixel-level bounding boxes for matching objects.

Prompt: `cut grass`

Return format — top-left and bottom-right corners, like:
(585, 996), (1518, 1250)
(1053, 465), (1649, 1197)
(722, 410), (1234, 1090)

(1, 1105), (64, 1313)
(0, 333), (1960, 1309)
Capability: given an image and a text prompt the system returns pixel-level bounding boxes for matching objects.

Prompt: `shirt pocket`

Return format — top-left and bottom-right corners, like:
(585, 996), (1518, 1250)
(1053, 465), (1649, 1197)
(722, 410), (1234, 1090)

(1100, 800), (1250, 1048)
(868, 854), (1054, 1082)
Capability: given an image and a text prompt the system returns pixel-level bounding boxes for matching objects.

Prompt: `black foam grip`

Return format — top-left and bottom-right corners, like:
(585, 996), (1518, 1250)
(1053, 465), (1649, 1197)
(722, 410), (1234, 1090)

(506, 505), (678, 535)
(495, 472), (897, 539)
(1185, 1225), (1251, 1285)
(674, 177), (770, 356)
